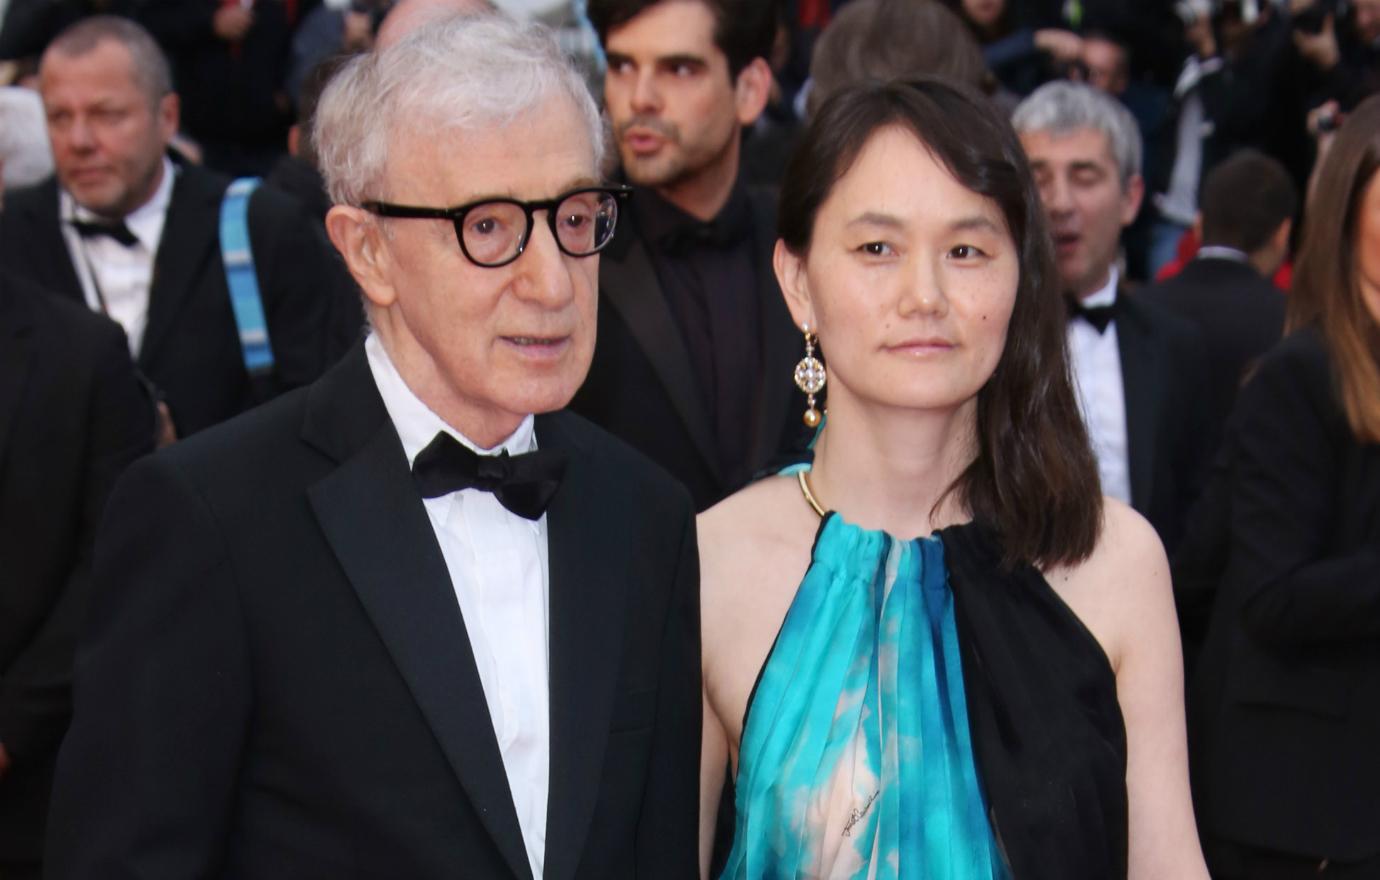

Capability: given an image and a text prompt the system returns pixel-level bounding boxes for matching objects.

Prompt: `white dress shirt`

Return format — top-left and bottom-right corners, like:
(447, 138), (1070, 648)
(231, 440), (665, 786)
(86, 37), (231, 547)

(1067, 268), (1131, 504)
(59, 157), (176, 357)
(364, 333), (550, 879)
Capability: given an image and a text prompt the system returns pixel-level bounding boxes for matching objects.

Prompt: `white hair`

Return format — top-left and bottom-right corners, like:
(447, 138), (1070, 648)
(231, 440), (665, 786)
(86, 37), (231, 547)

(0, 87), (55, 189)
(315, 13), (606, 207)
(1011, 80), (1143, 189)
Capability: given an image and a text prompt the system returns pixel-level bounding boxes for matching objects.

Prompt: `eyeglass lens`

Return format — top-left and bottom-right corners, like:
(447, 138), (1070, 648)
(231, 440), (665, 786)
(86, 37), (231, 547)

(460, 190), (620, 266)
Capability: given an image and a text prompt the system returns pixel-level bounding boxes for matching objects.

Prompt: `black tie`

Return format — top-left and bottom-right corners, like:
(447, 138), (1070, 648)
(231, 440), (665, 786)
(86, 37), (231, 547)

(411, 432), (566, 520)
(1066, 295), (1119, 334)
(71, 218), (140, 248)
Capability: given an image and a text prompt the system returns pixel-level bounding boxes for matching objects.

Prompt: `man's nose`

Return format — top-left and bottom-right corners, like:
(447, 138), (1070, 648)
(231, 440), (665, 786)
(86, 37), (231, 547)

(514, 214), (577, 308)
(63, 116), (96, 151)
(1043, 175), (1074, 217)
(629, 69), (661, 114)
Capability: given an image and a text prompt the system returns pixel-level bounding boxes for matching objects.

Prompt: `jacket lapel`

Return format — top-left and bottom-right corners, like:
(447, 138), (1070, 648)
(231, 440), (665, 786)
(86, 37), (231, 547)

(0, 279), (35, 469)
(1116, 292), (1158, 513)
(14, 179), (85, 303)
(747, 191), (798, 468)
(599, 224), (722, 481)
(538, 411), (629, 880)
(141, 167), (221, 369)
(303, 348), (533, 880)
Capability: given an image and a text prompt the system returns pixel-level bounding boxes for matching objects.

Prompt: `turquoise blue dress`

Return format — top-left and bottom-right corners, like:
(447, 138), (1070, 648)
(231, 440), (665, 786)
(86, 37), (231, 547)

(720, 510), (1009, 879)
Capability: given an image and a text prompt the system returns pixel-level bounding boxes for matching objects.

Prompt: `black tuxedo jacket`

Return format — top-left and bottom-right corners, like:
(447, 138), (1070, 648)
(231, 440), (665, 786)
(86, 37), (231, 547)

(1190, 329), (1380, 862)
(0, 271), (152, 861)
(571, 187), (803, 511)
(1115, 291), (1212, 554)
(0, 164), (332, 437)
(1141, 255), (1285, 451)
(46, 345), (700, 879)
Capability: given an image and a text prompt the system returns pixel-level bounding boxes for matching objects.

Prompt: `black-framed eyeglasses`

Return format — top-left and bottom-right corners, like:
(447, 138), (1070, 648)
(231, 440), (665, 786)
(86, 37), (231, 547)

(362, 185), (632, 268)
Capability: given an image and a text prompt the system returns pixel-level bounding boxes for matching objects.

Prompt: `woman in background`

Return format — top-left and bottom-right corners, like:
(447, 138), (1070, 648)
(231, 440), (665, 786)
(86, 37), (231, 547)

(1190, 94), (1380, 880)
(698, 77), (1208, 879)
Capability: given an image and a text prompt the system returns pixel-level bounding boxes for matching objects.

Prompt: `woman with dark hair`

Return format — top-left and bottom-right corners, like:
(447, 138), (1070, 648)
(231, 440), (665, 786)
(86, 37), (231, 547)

(1189, 94), (1380, 879)
(698, 77), (1208, 878)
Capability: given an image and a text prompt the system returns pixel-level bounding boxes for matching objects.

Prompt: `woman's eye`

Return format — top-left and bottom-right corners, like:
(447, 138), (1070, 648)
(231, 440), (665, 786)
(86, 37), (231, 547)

(949, 244), (985, 260)
(859, 242), (893, 257)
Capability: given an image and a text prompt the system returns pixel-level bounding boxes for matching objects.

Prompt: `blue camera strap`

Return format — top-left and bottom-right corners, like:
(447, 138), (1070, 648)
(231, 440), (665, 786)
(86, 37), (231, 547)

(219, 177), (275, 376)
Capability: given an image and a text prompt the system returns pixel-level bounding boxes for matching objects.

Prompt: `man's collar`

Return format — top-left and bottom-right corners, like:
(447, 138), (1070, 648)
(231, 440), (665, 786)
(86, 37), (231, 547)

(1078, 266), (1120, 308)
(631, 178), (752, 253)
(1195, 245), (1249, 264)
(364, 332), (536, 468)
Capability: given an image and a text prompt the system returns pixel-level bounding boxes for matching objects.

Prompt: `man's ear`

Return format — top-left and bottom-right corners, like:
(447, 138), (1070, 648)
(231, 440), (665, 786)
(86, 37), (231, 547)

(1119, 172), (1145, 227)
(1271, 216), (1293, 254)
(157, 92), (180, 147)
(774, 238), (813, 331)
(733, 57), (773, 127)
(325, 205), (397, 309)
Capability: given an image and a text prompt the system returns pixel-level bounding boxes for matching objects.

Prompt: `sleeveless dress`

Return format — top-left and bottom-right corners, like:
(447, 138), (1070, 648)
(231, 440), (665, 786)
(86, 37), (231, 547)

(722, 505), (1129, 879)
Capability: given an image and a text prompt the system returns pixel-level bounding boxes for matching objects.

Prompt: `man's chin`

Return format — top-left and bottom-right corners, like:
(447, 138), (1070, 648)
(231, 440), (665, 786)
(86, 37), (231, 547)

(618, 154), (682, 189)
(66, 185), (128, 220)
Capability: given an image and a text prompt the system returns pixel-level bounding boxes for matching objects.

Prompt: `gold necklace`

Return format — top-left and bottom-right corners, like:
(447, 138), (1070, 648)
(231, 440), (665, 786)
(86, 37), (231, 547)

(797, 469), (826, 518)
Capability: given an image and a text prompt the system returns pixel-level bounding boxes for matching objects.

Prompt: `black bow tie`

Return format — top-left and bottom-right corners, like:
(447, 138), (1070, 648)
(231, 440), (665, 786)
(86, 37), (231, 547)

(71, 218), (140, 248)
(411, 431), (566, 520)
(1066, 295), (1120, 334)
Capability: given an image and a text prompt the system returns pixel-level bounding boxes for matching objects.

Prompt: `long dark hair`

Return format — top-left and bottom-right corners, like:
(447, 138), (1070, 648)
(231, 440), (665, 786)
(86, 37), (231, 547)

(1290, 94), (1380, 444)
(779, 77), (1102, 568)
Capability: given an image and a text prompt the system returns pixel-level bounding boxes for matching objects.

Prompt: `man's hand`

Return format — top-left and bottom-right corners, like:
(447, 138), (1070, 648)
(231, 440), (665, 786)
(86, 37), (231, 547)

(155, 400), (177, 448)
(1034, 28), (1084, 63)
(0, 742), (11, 782)
(213, 5), (254, 42)
(1294, 14), (1340, 69)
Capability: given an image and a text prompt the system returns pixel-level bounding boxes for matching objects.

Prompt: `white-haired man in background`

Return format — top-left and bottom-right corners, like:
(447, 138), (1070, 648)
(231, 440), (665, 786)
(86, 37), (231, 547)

(46, 15), (700, 880)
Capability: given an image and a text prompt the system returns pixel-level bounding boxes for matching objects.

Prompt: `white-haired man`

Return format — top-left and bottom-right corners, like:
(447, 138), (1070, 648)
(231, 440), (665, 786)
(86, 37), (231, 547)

(46, 15), (700, 880)
(1013, 81), (1211, 556)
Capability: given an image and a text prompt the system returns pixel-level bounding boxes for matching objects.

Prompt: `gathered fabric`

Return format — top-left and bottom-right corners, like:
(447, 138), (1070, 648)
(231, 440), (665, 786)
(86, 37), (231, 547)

(722, 512), (1007, 880)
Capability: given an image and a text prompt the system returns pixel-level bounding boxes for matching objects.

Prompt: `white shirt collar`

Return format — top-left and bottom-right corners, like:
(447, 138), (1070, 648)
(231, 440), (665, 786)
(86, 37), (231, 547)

(60, 156), (176, 252)
(1195, 245), (1250, 264)
(364, 332), (536, 467)
(1080, 266), (1120, 308)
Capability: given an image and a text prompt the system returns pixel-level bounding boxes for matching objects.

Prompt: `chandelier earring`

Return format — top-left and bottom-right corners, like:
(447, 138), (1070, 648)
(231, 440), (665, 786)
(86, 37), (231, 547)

(793, 323), (827, 428)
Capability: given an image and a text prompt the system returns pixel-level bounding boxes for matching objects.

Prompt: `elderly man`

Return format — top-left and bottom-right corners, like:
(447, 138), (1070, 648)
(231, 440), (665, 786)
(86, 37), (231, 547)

(1013, 81), (1210, 555)
(0, 16), (333, 439)
(46, 15), (699, 880)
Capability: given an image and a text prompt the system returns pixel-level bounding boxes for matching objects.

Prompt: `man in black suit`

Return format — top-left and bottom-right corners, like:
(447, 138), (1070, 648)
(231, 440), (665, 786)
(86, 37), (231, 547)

(573, 0), (803, 511)
(1142, 148), (1293, 451)
(1015, 81), (1211, 554)
(46, 14), (699, 879)
(0, 270), (152, 880)
(0, 16), (332, 440)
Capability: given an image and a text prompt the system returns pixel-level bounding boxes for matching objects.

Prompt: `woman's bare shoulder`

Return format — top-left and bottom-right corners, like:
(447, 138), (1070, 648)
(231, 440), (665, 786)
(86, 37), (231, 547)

(699, 475), (813, 562)
(1043, 497), (1172, 673)
(697, 475), (817, 634)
